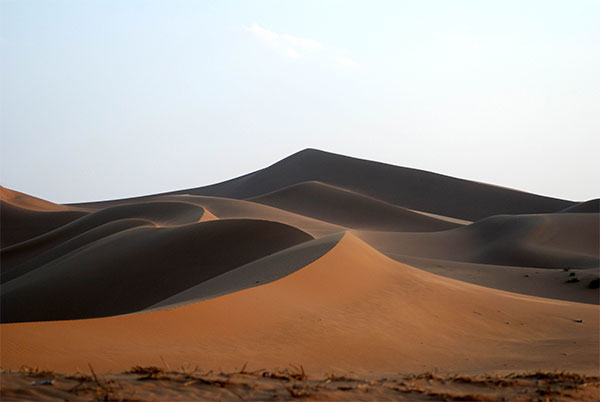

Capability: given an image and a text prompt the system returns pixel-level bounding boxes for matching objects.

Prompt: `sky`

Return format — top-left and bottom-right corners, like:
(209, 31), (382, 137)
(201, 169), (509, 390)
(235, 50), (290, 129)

(1, 0), (599, 203)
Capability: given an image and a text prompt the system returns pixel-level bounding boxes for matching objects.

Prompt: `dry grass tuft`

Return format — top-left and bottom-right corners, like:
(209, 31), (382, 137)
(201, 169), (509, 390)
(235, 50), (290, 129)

(286, 384), (313, 398)
(129, 365), (167, 380)
(285, 364), (308, 381)
(324, 371), (359, 382)
(18, 365), (56, 378)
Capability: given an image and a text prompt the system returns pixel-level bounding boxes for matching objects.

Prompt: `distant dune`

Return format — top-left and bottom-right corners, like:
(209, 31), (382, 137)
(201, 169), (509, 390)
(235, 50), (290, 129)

(559, 198), (600, 213)
(1, 149), (598, 380)
(1, 186), (70, 212)
(356, 213), (599, 269)
(0, 187), (88, 248)
(73, 149), (575, 221)
(248, 181), (460, 231)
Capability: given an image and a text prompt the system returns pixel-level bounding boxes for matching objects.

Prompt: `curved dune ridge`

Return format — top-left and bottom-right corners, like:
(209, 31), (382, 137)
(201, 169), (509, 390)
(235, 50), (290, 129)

(0, 186), (70, 212)
(0, 201), (208, 272)
(74, 149), (576, 221)
(0, 234), (597, 374)
(1, 219), (314, 322)
(0, 186), (89, 248)
(248, 181), (461, 231)
(559, 198), (600, 213)
(0, 203), (88, 248)
(0, 149), (598, 378)
(356, 213), (600, 269)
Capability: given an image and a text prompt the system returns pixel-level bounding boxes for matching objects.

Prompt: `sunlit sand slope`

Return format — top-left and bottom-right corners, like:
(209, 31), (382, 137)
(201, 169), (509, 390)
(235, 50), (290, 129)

(1, 234), (597, 375)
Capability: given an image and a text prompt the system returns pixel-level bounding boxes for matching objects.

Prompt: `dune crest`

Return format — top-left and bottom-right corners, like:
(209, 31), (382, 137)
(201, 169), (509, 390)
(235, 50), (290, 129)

(248, 181), (461, 231)
(72, 149), (576, 221)
(0, 186), (69, 212)
(1, 233), (597, 374)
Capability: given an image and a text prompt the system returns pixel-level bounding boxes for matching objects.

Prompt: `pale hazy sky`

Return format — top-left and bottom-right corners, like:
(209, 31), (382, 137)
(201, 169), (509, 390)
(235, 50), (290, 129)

(1, 0), (599, 203)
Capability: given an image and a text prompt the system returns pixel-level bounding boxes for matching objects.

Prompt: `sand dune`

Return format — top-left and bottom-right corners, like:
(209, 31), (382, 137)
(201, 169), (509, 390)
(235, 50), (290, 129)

(1, 219), (313, 322)
(0, 201), (208, 271)
(0, 186), (90, 247)
(1, 234), (597, 375)
(1, 218), (153, 284)
(147, 232), (344, 311)
(1, 150), (598, 386)
(65, 194), (344, 237)
(356, 213), (599, 269)
(559, 198), (600, 213)
(0, 202), (88, 248)
(1, 186), (70, 212)
(248, 181), (461, 231)
(392, 255), (600, 305)
(160, 195), (344, 237)
(176, 149), (576, 221)
(73, 149), (575, 221)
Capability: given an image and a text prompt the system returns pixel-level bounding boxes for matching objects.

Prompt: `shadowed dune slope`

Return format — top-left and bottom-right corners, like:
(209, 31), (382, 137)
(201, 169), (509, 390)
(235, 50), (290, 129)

(0, 202), (88, 248)
(248, 181), (461, 232)
(159, 195), (344, 237)
(559, 199), (600, 213)
(356, 213), (600, 270)
(1, 219), (313, 323)
(0, 234), (597, 375)
(147, 232), (344, 312)
(74, 193), (345, 237)
(0, 201), (207, 272)
(1, 219), (153, 284)
(71, 149), (575, 221)
(393, 255), (600, 305)
(169, 149), (575, 221)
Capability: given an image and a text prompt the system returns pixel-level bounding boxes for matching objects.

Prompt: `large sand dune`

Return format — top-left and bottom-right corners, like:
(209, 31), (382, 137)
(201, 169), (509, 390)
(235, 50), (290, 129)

(0, 186), (89, 248)
(1, 186), (71, 212)
(73, 149), (576, 221)
(1, 219), (313, 322)
(1, 149), (598, 385)
(249, 181), (460, 231)
(356, 213), (599, 269)
(1, 234), (597, 375)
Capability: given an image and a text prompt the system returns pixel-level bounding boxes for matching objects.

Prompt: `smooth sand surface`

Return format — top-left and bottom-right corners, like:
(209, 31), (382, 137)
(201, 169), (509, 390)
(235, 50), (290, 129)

(175, 149), (577, 221)
(0, 203), (87, 248)
(163, 195), (344, 237)
(1, 186), (70, 212)
(388, 254), (600, 305)
(1, 150), (598, 383)
(559, 198), (600, 213)
(249, 181), (461, 231)
(73, 149), (576, 221)
(1, 219), (313, 322)
(356, 213), (599, 269)
(1, 234), (597, 375)
(0, 186), (90, 248)
(146, 233), (344, 312)
(0, 201), (208, 272)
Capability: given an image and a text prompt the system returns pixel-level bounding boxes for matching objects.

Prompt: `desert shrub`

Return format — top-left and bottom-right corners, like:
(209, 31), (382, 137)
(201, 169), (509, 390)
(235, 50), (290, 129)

(588, 278), (600, 289)
(565, 277), (580, 284)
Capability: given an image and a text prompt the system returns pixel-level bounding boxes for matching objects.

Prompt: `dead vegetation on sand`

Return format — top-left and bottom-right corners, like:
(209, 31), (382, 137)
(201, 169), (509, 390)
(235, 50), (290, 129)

(1, 366), (598, 401)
